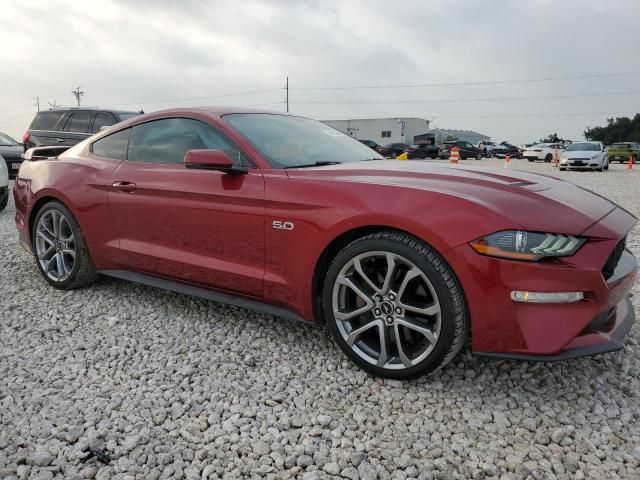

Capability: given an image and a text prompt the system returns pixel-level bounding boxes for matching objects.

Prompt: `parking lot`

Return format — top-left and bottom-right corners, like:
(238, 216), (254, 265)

(0, 158), (638, 480)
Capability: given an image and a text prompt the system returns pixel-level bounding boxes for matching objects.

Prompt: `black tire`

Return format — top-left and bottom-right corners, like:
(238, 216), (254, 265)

(476, 152), (482, 160)
(559, 167), (566, 171)
(528, 158), (535, 162)
(32, 201), (98, 290)
(0, 193), (8, 212)
(323, 231), (468, 379)
(544, 154), (553, 163)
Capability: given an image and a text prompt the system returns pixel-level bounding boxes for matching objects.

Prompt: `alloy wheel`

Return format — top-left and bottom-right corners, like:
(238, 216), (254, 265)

(331, 251), (442, 370)
(35, 209), (76, 282)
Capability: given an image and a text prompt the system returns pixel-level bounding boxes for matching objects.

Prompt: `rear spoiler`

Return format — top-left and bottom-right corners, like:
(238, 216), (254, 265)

(22, 145), (72, 161)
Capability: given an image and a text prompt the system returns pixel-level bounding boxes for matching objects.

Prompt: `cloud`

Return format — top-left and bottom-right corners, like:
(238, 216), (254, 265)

(0, 0), (639, 143)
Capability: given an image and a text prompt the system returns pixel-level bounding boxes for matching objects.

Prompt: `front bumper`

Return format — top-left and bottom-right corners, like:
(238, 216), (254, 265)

(447, 207), (638, 360)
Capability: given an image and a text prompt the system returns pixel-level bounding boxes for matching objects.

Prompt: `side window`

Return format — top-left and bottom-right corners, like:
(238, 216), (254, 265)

(92, 113), (115, 133)
(92, 129), (131, 160)
(66, 112), (92, 133)
(128, 118), (240, 164)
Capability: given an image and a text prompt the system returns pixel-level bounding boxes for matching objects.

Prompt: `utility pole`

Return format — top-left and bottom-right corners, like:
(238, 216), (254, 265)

(285, 76), (289, 113)
(35, 97), (40, 111)
(71, 86), (85, 107)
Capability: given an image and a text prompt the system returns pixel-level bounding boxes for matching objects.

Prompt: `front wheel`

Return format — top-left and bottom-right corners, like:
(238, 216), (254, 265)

(32, 201), (97, 290)
(0, 193), (7, 211)
(323, 231), (468, 379)
(544, 154), (553, 163)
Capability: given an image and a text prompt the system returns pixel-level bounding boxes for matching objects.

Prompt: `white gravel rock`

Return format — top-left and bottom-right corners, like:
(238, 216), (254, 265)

(1, 161), (639, 479)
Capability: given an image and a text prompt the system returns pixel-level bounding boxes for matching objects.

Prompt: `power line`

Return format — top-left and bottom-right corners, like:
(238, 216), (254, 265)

(98, 88), (283, 107)
(320, 110), (640, 120)
(292, 90), (640, 105)
(292, 72), (640, 90)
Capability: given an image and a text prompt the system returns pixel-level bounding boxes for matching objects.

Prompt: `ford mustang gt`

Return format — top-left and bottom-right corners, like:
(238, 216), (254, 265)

(13, 108), (638, 378)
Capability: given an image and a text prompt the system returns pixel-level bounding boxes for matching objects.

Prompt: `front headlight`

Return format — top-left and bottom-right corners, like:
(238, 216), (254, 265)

(469, 230), (585, 261)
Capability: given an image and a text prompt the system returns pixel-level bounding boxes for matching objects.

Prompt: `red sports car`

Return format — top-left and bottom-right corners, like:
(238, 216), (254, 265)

(13, 108), (638, 378)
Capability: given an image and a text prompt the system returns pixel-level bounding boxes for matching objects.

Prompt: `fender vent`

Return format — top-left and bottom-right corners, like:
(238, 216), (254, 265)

(602, 237), (626, 280)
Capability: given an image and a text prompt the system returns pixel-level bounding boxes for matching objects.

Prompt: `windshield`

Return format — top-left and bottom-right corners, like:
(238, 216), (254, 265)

(117, 112), (140, 121)
(0, 132), (18, 146)
(224, 114), (383, 168)
(566, 143), (601, 152)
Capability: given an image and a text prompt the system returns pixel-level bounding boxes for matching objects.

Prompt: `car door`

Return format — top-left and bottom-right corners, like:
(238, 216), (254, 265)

(106, 117), (265, 297)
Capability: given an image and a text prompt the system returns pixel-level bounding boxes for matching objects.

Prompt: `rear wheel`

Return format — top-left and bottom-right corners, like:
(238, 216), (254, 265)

(33, 201), (97, 290)
(0, 194), (7, 212)
(476, 152), (482, 160)
(323, 231), (467, 379)
(528, 158), (535, 162)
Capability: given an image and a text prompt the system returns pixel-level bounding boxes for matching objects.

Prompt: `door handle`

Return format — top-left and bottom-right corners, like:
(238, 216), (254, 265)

(56, 138), (65, 143)
(111, 181), (137, 193)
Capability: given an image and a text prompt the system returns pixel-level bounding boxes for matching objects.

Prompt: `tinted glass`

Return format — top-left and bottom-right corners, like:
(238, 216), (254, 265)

(128, 118), (239, 164)
(0, 132), (18, 146)
(92, 129), (131, 160)
(67, 112), (92, 133)
(224, 114), (383, 168)
(30, 111), (64, 130)
(92, 113), (115, 133)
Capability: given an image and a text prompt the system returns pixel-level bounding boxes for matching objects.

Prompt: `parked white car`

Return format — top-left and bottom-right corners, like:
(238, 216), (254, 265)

(559, 141), (609, 172)
(0, 154), (9, 211)
(522, 143), (565, 162)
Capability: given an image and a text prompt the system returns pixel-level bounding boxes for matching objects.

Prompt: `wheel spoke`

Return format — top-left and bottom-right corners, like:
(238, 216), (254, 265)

(380, 252), (397, 294)
(393, 323), (413, 368)
(62, 248), (76, 259)
(396, 267), (421, 300)
(353, 256), (380, 293)
(399, 301), (440, 317)
(36, 230), (55, 246)
(346, 319), (380, 346)
(396, 318), (438, 345)
(38, 244), (56, 260)
(55, 252), (65, 277)
(376, 323), (390, 367)
(337, 276), (373, 305)
(51, 211), (60, 238)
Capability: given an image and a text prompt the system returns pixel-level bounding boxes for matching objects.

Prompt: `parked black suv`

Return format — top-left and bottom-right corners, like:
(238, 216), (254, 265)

(23, 108), (140, 153)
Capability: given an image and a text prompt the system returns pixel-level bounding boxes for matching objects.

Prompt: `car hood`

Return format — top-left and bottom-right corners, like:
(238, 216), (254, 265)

(286, 160), (617, 234)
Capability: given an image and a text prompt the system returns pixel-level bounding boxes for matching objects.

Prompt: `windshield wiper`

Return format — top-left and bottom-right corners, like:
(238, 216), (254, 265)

(285, 161), (342, 169)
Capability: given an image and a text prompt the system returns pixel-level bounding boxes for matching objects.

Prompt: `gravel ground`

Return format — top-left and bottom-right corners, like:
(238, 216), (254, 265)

(1, 158), (639, 480)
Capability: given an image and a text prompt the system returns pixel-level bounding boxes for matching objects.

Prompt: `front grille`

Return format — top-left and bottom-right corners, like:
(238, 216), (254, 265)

(602, 237), (626, 280)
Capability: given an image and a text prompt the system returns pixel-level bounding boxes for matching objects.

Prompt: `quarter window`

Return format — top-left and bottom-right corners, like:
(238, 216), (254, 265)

(92, 129), (131, 160)
(128, 118), (240, 164)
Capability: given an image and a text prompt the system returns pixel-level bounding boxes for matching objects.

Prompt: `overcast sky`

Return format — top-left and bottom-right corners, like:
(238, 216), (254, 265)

(1, 0), (639, 143)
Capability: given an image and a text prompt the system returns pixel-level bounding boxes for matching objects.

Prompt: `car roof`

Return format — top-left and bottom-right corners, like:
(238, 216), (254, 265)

(41, 107), (139, 114)
(145, 106), (294, 118)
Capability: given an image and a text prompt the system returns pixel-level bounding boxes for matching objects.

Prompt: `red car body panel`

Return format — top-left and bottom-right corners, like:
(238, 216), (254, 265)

(13, 107), (638, 359)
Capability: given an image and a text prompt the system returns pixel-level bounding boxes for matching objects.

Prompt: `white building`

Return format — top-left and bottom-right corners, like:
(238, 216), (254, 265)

(321, 117), (431, 145)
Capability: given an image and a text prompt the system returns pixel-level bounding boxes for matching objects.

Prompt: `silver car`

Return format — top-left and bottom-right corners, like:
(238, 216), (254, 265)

(559, 141), (609, 172)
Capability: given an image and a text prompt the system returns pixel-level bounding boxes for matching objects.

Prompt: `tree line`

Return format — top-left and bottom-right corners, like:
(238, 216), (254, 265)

(584, 114), (640, 144)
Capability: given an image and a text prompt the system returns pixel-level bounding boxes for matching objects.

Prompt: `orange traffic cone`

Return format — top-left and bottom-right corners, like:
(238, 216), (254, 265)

(553, 145), (559, 167)
(449, 147), (460, 164)
(628, 155), (634, 170)
(504, 155), (511, 168)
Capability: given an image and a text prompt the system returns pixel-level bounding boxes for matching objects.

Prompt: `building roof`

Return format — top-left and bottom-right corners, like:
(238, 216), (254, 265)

(322, 117), (430, 122)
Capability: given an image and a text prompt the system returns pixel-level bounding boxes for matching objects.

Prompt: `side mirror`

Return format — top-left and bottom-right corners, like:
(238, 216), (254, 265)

(184, 149), (247, 174)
